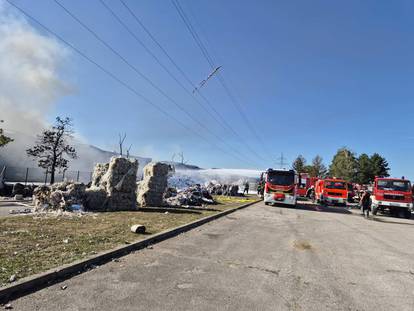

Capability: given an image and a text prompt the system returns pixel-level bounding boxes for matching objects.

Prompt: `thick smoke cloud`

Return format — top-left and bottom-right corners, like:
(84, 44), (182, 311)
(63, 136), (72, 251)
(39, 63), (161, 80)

(0, 2), (70, 134)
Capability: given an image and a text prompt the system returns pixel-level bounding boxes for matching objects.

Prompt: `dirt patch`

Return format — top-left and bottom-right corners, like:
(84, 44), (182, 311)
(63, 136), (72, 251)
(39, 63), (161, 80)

(293, 240), (313, 251)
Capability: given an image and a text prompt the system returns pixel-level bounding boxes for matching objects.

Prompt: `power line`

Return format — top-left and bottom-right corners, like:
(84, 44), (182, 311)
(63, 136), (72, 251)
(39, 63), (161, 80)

(171, 0), (274, 162)
(117, 0), (265, 165)
(52, 0), (258, 167)
(4, 0), (252, 167)
(98, 0), (262, 167)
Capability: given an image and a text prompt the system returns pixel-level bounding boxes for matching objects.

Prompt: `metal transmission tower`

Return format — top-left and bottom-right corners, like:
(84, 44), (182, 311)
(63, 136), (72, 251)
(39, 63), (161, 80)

(276, 153), (289, 169)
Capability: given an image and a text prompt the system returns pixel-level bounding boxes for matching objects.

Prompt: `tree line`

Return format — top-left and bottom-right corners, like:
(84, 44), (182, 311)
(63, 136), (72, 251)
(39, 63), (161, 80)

(292, 147), (390, 184)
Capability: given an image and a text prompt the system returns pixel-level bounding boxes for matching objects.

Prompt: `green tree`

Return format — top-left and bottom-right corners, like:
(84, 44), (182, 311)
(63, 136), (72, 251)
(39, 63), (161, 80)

(0, 120), (13, 148)
(370, 153), (389, 178)
(27, 117), (77, 184)
(356, 153), (372, 184)
(292, 155), (306, 174)
(329, 147), (357, 181)
(308, 155), (327, 177)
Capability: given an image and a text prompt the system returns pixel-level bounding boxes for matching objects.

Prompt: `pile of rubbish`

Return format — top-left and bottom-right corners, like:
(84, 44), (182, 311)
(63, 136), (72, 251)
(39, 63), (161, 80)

(164, 184), (216, 207)
(33, 182), (86, 212)
(137, 162), (172, 207)
(32, 156), (139, 212)
(206, 183), (240, 196)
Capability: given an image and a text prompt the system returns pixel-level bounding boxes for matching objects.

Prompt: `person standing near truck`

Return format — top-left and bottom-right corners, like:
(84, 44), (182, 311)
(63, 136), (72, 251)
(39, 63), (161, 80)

(360, 190), (371, 218)
(243, 181), (249, 195)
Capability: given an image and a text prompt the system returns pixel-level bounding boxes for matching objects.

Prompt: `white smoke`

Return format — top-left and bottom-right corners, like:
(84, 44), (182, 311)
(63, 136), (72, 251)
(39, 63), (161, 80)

(0, 2), (71, 134)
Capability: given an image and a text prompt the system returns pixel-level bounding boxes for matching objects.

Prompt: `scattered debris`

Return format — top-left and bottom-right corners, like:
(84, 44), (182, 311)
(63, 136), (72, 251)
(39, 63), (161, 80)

(165, 184), (216, 207)
(207, 183), (240, 196)
(137, 162), (172, 207)
(4, 303), (13, 310)
(130, 224), (146, 234)
(9, 208), (32, 215)
(61, 285), (67, 290)
(9, 274), (16, 283)
(63, 238), (69, 244)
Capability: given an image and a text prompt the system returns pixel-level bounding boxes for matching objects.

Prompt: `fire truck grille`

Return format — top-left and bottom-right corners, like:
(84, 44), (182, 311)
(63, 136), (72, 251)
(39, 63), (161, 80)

(327, 192), (342, 196)
(383, 194), (404, 201)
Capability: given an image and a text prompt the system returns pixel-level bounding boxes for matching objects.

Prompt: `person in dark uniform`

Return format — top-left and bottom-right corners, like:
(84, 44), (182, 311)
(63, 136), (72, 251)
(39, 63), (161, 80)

(243, 182), (249, 195)
(360, 190), (371, 218)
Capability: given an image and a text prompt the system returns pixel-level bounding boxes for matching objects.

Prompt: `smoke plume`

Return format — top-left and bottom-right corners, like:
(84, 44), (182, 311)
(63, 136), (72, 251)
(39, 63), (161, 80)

(0, 2), (70, 135)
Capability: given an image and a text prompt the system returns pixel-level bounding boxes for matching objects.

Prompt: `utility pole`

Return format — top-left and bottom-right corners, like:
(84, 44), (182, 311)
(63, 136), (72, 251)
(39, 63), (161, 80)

(276, 152), (288, 169)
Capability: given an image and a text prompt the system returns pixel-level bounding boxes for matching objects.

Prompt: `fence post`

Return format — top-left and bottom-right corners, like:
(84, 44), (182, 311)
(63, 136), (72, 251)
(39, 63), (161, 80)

(90, 171), (93, 183)
(44, 170), (48, 185)
(76, 170), (80, 182)
(24, 167), (29, 186)
(62, 170), (66, 182)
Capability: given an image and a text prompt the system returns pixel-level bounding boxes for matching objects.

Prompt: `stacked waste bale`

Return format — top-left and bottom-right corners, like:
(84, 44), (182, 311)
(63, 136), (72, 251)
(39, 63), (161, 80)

(91, 163), (109, 188)
(87, 157), (138, 211)
(33, 182), (86, 211)
(137, 162), (171, 207)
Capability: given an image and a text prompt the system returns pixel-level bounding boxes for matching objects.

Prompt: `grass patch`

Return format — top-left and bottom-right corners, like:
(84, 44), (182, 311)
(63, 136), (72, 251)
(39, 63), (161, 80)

(0, 197), (259, 286)
(213, 195), (259, 206)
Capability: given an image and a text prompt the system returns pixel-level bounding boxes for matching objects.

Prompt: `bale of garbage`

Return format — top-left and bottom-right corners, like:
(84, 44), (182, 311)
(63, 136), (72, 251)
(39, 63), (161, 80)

(137, 162), (172, 207)
(165, 184), (216, 207)
(31, 156), (139, 212)
(33, 182), (86, 211)
(85, 187), (108, 211)
(91, 163), (109, 188)
(90, 157), (138, 211)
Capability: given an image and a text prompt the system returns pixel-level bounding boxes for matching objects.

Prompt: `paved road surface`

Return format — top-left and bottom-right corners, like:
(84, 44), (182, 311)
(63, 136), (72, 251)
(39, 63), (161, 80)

(9, 201), (414, 310)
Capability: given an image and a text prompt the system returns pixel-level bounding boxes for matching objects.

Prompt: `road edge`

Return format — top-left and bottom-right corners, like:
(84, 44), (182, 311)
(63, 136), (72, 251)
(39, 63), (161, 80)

(0, 199), (260, 303)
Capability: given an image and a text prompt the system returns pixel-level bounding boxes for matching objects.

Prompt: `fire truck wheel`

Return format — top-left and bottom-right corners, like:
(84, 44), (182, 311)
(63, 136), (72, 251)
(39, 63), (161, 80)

(397, 208), (406, 218)
(404, 209), (412, 219)
(264, 202), (269, 206)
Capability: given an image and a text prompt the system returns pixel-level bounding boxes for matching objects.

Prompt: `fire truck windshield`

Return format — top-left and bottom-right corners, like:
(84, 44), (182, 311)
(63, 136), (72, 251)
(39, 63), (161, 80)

(377, 180), (410, 192)
(267, 172), (294, 186)
(325, 181), (346, 189)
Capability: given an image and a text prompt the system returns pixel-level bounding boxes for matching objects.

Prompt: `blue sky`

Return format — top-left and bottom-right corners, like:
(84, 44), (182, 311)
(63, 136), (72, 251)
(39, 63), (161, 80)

(6, 0), (414, 177)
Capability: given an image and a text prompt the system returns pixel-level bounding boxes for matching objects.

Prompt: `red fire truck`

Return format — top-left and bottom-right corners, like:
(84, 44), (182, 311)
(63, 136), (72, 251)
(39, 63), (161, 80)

(263, 169), (297, 206)
(297, 173), (319, 197)
(371, 177), (412, 218)
(314, 178), (348, 206)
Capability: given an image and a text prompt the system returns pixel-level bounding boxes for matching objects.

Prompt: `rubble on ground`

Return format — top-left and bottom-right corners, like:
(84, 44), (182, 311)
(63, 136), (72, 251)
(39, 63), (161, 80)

(165, 184), (216, 207)
(137, 162), (172, 207)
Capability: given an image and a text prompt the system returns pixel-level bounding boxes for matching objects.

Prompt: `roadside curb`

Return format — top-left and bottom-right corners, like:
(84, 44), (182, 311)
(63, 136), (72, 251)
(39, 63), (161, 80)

(0, 199), (260, 303)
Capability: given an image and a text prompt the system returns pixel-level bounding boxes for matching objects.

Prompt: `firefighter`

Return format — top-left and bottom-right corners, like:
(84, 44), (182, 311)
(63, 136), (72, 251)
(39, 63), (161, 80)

(360, 190), (371, 218)
(243, 182), (249, 195)
(306, 185), (315, 199)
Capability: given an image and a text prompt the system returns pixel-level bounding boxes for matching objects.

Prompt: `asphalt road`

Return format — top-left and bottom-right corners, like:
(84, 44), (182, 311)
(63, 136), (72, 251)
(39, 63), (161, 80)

(8, 201), (414, 311)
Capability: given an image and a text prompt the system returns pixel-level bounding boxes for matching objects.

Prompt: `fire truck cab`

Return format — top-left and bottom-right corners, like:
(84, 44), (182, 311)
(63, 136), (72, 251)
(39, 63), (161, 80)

(263, 169), (297, 206)
(314, 178), (348, 206)
(371, 177), (412, 218)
